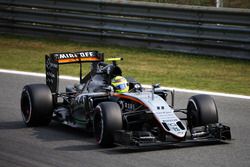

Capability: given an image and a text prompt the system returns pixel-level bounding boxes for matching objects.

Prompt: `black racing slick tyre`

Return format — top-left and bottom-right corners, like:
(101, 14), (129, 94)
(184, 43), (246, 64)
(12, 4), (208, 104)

(20, 84), (53, 127)
(93, 102), (122, 147)
(187, 94), (218, 129)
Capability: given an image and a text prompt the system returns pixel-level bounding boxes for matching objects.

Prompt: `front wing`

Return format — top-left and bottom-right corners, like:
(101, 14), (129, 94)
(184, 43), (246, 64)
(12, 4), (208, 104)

(114, 123), (231, 148)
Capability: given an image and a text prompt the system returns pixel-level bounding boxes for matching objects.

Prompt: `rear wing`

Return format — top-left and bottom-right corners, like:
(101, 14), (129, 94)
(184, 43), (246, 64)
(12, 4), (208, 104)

(45, 51), (104, 96)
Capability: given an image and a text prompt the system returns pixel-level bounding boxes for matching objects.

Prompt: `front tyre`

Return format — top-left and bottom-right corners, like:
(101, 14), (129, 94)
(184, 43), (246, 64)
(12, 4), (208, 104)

(187, 94), (218, 129)
(93, 102), (122, 147)
(20, 84), (53, 127)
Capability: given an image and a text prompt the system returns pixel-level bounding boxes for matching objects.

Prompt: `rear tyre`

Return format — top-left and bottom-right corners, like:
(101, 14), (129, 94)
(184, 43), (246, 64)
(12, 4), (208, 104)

(187, 94), (218, 129)
(20, 84), (53, 127)
(93, 102), (122, 147)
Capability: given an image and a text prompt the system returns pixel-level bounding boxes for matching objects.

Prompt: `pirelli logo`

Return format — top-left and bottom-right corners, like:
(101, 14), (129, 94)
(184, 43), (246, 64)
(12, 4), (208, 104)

(52, 51), (102, 63)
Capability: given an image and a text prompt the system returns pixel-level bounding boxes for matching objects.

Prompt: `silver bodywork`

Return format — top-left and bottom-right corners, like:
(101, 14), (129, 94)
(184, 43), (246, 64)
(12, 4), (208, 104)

(124, 92), (187, 138)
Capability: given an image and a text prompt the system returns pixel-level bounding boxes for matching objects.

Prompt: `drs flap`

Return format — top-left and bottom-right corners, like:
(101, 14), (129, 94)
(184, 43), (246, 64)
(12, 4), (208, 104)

(50, 51), (103, 64)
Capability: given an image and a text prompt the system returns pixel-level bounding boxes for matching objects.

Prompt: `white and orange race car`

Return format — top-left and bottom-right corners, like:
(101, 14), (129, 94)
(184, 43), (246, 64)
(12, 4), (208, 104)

(21, 51), (231, 148)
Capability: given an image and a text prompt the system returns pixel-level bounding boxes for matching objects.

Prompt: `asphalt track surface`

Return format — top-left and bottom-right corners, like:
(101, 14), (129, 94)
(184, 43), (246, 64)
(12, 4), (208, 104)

(0, 72), (250, 167)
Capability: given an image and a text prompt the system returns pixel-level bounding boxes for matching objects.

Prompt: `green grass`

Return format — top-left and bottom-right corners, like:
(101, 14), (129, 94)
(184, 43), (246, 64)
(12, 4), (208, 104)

(0, 35), (250, 95)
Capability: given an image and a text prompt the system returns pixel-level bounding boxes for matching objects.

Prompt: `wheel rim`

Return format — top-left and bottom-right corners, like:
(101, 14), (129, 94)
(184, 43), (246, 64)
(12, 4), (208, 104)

(21, 90), (32, 123)
(94, 107), (104, 144)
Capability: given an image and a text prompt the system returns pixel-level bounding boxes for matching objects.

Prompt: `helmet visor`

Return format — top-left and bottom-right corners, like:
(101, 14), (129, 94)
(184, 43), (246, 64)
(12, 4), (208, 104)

(116, 83), (127, 90)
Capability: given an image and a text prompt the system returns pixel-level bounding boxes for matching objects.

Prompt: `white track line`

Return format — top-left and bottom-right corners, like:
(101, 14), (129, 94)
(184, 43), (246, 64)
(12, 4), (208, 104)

(0, 69), (78, 80)
(1, 69), (249, 100)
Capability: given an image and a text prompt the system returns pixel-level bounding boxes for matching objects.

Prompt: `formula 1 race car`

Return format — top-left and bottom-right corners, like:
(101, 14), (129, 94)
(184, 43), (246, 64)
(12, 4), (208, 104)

(20, 51), (231, 147)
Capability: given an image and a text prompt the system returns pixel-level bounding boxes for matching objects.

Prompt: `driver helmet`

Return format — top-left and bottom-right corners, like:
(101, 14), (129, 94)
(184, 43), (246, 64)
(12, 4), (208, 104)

(111, 76), (129, 93)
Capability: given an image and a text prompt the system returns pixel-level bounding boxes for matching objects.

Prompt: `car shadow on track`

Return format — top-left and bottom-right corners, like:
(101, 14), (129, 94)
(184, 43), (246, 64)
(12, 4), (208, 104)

(55, 144), (100, 151)
(31, 122), (231, 153)
(54, 139), (229, 153)
(31, 121), (95, 142)
(0, 120), (230, 153)
(103, 141), (230, 154)
(0, 120), (26, 130)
